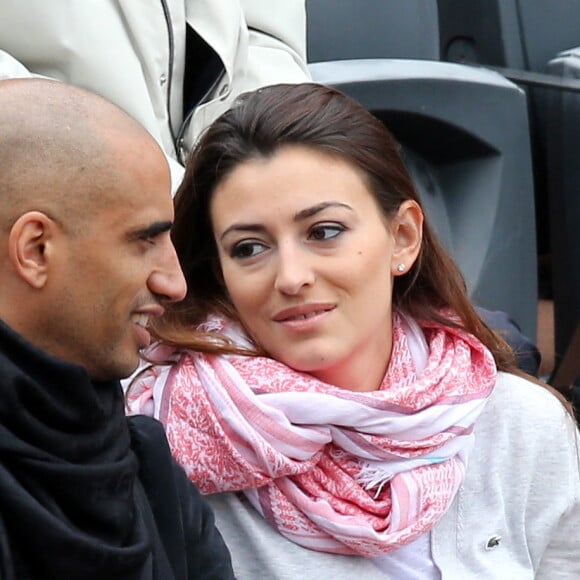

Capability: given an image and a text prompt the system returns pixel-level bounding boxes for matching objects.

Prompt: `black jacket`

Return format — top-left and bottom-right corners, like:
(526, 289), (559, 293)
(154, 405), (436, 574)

(0, 319), (234, 579)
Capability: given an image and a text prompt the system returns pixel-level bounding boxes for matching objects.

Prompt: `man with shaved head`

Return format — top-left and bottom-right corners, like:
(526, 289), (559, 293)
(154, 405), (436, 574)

(0, 78), (234, 579)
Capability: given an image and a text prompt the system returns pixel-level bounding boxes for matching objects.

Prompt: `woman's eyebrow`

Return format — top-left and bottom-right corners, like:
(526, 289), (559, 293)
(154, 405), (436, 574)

(219, 202), (353, 241)
(220, 223), (266, 241)
(294, 201), (353, 221)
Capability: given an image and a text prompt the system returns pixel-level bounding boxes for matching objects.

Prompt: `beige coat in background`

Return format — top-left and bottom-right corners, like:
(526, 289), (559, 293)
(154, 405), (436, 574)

(0, 0), (311, 185)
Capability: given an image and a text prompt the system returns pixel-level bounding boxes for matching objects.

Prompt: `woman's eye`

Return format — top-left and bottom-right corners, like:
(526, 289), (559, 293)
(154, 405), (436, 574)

(231, 241), (267, 259)
(309, 223), (345, 241)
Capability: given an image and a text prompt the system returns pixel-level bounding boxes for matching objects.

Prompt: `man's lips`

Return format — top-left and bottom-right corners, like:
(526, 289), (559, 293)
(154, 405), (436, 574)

(131, 306), (164, 348)
(272, 303), (335, 322)
(131, 313), (151, 328)
(131, 306), (164, 326)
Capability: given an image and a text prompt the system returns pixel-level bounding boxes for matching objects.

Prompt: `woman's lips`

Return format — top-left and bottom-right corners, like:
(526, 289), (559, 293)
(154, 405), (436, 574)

(273, 304), (335, 331)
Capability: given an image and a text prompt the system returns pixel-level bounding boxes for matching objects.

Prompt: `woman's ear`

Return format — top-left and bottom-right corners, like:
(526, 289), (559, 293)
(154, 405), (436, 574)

(390, 200), (423, 276)
(8, 211), (55, 289)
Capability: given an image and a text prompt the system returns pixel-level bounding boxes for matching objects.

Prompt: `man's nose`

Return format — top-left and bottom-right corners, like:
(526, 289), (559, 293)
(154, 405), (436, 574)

(148, 242), (187, 303)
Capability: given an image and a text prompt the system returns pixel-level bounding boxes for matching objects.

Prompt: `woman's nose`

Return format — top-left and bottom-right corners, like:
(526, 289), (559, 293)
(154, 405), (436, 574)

(273, 243), (316, 295)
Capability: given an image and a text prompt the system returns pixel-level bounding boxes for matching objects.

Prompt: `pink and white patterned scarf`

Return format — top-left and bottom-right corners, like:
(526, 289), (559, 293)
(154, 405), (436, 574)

(127, 311), (496, 557)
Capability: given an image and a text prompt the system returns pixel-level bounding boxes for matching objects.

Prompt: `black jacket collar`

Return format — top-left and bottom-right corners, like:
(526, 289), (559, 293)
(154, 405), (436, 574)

(0, 319), (152, 579)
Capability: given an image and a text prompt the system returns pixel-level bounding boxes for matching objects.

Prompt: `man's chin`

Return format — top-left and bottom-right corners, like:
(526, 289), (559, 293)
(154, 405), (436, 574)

(88, 356), (141, 383)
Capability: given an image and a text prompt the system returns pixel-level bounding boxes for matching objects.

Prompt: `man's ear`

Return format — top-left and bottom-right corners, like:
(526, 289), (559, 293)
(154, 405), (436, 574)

(390, 200), (423, 276)
(8, 211), (56, 289)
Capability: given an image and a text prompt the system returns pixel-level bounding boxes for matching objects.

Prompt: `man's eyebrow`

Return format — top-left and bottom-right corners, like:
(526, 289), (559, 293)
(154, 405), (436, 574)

(219, 202), (353, 241)
(130, 221), (173, 239)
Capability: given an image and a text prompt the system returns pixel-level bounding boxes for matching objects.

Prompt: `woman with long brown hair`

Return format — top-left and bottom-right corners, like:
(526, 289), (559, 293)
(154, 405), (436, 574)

(128, 83), (579, 579)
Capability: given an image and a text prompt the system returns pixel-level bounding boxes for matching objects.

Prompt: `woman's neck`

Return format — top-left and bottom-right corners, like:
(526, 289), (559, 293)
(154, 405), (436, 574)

(310, 327), (393, 392)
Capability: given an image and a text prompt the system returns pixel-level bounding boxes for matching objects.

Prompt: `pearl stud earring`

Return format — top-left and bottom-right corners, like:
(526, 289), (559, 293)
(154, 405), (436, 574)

(396, 263), (406, 273)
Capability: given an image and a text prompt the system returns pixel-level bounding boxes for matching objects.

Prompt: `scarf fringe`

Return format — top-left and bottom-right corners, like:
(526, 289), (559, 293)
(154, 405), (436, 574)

(357, 464), (394, 499)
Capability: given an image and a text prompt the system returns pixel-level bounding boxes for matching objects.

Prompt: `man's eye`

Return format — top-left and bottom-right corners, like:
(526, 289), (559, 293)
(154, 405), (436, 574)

(309, 223), (345, 241)
(141, 236), (156, 246)
(231, 241), (267, 259)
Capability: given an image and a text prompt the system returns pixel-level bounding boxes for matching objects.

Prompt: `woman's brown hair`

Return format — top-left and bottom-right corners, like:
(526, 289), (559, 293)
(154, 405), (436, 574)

(154, 82), (519, 372)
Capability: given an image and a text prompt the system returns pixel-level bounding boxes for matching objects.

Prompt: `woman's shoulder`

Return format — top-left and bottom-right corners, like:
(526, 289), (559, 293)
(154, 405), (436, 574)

(436, 372), (580, 578)
(474, 371), (579, 474)
(488, 371), (574, 425)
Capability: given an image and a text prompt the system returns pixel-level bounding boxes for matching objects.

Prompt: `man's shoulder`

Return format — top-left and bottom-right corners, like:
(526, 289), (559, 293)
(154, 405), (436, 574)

(128, 415), (169, 451)
(127, 414), (179, 496)
(127, 415), (236, 579)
